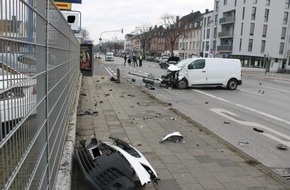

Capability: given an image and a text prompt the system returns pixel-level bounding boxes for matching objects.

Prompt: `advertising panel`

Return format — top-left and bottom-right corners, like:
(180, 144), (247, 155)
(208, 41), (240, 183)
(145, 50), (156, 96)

(80, 44), (93, 76)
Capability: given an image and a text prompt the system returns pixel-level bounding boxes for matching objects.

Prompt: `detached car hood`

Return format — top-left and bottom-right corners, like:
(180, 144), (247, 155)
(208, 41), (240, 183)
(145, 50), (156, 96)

(167, 64), (181, 71)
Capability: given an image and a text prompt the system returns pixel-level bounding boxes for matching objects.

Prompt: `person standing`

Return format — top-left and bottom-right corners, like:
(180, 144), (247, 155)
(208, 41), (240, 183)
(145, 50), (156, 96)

(132, 54), (138, 67)
(124, 54), (127, 65)
(138, 55), (143, 67)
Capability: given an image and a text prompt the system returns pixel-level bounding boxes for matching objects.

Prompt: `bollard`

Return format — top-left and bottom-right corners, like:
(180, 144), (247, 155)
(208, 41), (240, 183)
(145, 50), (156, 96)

(117, 68), (120, 83)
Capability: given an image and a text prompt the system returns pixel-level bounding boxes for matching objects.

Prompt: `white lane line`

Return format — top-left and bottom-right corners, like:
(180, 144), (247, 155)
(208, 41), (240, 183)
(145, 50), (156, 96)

(263, 86), (290, 93)
(211, 108), (290, 145)
(239, 89), (263, 95)
(195, 89), (290, 125)
(105, 67), (116, 76)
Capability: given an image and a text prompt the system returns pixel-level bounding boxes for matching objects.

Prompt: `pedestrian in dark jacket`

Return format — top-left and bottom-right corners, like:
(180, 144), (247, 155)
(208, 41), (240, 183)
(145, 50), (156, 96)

(132, 55), (138, 67)
(124, 54), (127, 65)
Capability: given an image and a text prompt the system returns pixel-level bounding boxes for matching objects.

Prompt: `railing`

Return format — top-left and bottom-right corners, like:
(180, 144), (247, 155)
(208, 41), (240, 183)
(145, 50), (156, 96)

(0, 0), (80, 189)
(219, 16), (235, 24)
(217, 45), (233, 51)
(218, 31), (234, 38)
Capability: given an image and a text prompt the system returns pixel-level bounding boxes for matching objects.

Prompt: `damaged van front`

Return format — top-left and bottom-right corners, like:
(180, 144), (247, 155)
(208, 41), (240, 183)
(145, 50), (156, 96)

(160, 58), (193, 89)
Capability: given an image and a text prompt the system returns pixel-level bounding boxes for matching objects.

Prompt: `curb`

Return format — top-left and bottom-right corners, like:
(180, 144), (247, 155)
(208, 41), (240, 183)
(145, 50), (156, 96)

(54, 74), (82, 190)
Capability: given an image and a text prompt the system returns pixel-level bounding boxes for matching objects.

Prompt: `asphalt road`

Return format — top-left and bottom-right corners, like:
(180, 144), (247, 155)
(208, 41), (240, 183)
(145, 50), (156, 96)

(95, 56), (290, 178)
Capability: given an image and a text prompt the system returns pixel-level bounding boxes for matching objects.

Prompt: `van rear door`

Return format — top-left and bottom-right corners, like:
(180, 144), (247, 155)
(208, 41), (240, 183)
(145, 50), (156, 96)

(186, 59), (207, 86)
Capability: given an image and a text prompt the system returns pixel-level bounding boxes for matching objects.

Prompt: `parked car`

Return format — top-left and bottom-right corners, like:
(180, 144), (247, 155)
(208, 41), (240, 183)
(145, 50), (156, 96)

(154, 57), (160, 63)
(105, 52), (114, 61)
(159, 55), (170, 64)
(0, 57), (36, 125)
(159, 56), (180, 69)
(146, 56), (155, 61)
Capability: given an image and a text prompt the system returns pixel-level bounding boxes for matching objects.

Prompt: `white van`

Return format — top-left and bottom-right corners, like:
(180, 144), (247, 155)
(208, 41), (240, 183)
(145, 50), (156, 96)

(161, 58), (242, 90)
(105, 52), (114, 61)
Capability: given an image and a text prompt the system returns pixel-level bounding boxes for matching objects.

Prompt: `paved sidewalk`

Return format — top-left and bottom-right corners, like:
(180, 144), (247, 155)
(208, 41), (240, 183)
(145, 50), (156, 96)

(73, 75), (290, 190)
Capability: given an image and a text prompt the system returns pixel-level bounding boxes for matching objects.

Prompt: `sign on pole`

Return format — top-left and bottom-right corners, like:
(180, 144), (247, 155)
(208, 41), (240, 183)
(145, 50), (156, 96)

(55, 2), (71, 10)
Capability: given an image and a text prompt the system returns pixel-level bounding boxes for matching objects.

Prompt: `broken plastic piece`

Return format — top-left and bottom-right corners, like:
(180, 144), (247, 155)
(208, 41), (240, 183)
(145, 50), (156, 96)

(159, 131), (184, 143)
(277, 144), (288, 150)
(253, 128), (264, 133)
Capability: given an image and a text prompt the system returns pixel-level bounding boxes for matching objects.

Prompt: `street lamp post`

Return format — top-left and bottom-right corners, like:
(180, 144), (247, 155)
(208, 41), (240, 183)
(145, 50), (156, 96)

(98, 28), (123, 58)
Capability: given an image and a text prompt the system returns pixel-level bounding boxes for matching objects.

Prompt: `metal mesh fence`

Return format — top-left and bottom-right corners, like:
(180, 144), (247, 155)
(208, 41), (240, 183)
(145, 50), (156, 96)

(0, 0), (80, 189)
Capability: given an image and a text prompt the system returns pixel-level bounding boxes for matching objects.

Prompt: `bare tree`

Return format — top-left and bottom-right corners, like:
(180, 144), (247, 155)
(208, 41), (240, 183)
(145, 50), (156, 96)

(161, 13), (182, 56)
(135, 23), (151, 58)
(80, 28), (90, 41)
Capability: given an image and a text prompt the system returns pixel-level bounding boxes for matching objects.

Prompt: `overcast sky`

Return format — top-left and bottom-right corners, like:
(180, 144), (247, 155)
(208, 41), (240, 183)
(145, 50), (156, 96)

(72, 0), (214, 44)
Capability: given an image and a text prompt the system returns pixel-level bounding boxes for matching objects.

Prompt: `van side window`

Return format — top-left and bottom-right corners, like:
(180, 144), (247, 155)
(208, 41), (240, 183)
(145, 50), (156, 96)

(188, 59), (205, 69)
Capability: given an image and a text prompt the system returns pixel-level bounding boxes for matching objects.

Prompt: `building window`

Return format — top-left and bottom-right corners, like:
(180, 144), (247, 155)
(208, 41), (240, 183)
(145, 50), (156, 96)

(279, 42), (285, 54)
(207, 16), (211, 26)
(253, 0), (257, 4)
(281, 27), (287, 39)
(261, 40), (266, 53)
(262, 24), (267, 37)
(206, 29), (210, 39)
(251, 7), (256, 20)
(266, 0), (270, 6)
(215, 15), (218, 25)
(235, 0), (237, 6)
(224, 0), (227, 5)
(286, 0), (290, 9)
(248, 39), (253, 52)
(264, 9), (269, 22)
(215, 1), (219, 12)
(214, 28), (217, 38)
(206, 41), (209, 51)
(250, 23), (255, 35)
(283, 12), (289, 24)
(242, 7), (245, 20)
(239, 38), (242, 51)
(241, 23), (244, 35)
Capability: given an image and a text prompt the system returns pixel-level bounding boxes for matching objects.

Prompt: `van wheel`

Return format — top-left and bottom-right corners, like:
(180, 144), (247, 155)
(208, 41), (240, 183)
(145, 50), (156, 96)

(227, 79), (238, 90)
(177, 79), (188, 89)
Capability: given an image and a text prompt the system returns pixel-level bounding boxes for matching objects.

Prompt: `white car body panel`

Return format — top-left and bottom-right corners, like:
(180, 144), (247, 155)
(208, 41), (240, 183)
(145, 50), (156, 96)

(104, 143), (151, 185)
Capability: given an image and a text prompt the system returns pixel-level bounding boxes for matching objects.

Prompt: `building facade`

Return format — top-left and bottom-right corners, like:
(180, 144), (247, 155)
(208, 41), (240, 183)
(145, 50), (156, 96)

(178, 11), (203, 59)
(213, 0), (290, 71)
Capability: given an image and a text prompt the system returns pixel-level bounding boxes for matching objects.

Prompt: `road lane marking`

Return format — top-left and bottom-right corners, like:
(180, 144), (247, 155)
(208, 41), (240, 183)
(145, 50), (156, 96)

(239, 89), (263, 95)
(105, 67), (116, 76)
(194, 89), (290, 125)
(263, 86), (290, 93)
(211, 108), (290, 145)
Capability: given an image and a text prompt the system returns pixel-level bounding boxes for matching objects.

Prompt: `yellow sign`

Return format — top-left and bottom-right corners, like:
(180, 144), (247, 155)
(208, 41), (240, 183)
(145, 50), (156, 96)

(55, 2), (71, 10)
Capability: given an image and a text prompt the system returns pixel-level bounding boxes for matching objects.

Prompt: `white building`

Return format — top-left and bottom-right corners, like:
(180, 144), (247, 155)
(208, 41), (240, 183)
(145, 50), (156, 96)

(213, 0), (290, 72)
(201, 10), (214, 58)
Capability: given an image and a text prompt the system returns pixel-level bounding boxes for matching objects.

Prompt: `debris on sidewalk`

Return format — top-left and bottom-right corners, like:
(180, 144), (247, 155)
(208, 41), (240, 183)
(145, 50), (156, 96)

(159, 131), (184, 143)
(74, 137), (159, 189)
(224, 121), (230, 124)
(77, 110), (98, 116)
(238, 141), (249, 146)
(110, 76), (117, 81)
